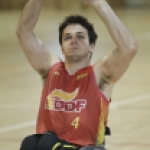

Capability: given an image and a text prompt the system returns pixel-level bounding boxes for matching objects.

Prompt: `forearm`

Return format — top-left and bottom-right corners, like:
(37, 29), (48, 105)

(16, 0), (45, 36)
(92, 0), (137, 52)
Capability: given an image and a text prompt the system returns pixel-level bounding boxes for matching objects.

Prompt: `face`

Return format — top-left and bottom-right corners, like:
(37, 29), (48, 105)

(61, 24), (94, 62)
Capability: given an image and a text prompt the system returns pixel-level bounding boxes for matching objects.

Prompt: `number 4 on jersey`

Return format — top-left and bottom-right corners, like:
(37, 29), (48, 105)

(71, 117), (80, 129)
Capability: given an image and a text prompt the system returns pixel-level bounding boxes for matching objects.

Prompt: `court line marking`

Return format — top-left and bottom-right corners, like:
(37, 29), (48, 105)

(0, 104), (38, 109)
(0, 93), (150, 134)
(0, 121), (36, 134)
(110, 93), (150, 109)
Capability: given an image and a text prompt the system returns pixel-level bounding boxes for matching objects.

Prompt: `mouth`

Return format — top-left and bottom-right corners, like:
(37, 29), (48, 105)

(70, 47), (79, 50)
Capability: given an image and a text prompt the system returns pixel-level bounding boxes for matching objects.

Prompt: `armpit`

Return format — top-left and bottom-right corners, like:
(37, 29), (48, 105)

(39, 68), (49, 79)
(99, 75), (111, 91)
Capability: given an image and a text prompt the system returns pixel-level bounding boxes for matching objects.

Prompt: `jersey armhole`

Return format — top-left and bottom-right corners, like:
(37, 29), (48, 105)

(89, 66), (111, 103)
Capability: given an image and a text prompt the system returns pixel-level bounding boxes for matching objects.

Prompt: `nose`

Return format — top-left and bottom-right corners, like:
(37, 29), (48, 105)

(71, 36), (77, 44)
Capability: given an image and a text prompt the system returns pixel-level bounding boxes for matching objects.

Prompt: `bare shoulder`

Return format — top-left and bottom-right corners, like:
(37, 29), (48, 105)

(41, 51), (61, 76)
(50, 52), (61, 66)
(17, 33), (61, 78)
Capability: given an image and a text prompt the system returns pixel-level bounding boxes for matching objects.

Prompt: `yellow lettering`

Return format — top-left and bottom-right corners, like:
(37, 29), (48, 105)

(71, 117), (80, 129)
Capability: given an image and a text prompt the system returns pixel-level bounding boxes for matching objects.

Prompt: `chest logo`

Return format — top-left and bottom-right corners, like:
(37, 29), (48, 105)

(54, 71), (59, 75)
(46, 88), (86, 112)
(77, 73), (87, 80)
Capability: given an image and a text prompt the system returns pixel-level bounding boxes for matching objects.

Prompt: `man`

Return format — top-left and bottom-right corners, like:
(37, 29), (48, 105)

(16, 0), (138, 150)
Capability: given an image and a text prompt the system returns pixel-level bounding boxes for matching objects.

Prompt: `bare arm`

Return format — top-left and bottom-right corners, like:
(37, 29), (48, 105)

(80, 0), (138, 83)
(16, 0), (60, 77)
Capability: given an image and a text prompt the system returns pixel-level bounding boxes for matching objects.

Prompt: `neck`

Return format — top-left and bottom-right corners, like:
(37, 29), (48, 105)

(64, 58), (91, 75)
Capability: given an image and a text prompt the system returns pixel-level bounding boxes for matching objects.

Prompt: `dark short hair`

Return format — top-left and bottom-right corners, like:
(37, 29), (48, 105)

(59, 15), (98, 45)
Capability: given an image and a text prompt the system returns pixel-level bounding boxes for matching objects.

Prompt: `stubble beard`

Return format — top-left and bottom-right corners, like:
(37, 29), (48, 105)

(65, 52), (90, 63)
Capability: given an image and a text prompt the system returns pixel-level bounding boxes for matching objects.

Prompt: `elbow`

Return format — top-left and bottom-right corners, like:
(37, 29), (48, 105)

(16, 27), (21, 39)
(125, 42), (138, 57)
(15, 28), (29, 40)
(128, 41), (138, 56)
(119, 41), (138, 58)
(16, 30), (20, 38)
(15, 24), (26, 39)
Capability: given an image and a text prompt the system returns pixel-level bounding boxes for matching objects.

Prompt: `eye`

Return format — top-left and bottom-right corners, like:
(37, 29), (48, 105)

(77, 35), (84, 40)
(65, 36), (72, 41)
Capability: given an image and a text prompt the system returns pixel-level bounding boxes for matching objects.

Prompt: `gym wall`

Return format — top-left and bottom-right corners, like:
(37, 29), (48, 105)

(0, 0), (150, 10)
(0, 0), (126, 10)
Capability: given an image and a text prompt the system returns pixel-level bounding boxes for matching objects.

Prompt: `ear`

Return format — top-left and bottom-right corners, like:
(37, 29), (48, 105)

(89, 43), (95, 53)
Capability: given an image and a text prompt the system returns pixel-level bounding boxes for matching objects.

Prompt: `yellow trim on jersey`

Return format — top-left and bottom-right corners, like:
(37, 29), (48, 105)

(52, 142), (61, 150)
(63, 144), (77, 149)
(96, 98), (105, 145)
(96, 114), (105, 145)
(52, 142), (77, 150)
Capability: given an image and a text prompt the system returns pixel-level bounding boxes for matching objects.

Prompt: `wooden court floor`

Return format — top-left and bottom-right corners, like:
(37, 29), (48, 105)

(0, 7), (150, 150)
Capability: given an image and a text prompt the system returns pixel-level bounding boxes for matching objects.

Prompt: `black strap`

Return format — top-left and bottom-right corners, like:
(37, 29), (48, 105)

(105, 126), (111, 136)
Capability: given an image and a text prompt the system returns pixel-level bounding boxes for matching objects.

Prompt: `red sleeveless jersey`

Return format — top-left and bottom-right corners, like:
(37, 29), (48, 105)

(36, 62), (110, 146)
